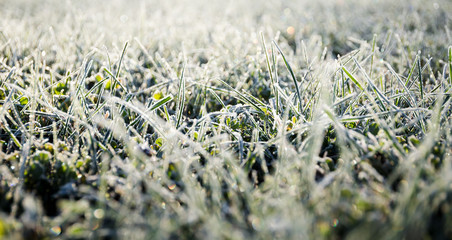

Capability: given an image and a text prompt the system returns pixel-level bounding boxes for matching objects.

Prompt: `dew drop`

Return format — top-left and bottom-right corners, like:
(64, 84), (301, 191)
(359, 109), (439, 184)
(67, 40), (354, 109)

(50, 226), (61, 236)
(94, 209), (105, 219)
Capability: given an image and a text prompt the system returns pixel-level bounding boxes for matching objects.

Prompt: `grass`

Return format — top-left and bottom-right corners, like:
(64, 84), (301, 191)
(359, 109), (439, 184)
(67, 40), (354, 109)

(1, 0), (452, 239)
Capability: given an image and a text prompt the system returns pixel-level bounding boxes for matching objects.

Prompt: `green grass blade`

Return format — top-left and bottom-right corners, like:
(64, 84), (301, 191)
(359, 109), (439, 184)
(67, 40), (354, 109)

(84, 78), (109, 98)
(405, 54), (419, 87)
(448, 46), (452, 85)
(271, 44), (280, 112)
(261, 33), (279, 113)
(176, 63), (186, 129)
(273, 41), (303, 113)
(384, 62), (416, 107)
(208, 89), (226, 109)
(150, 95), (173, 111)
(0, 67), (15, 88)
(339, 108), (428, 122)
(342, 66), (364, 91)
(116, 42), (128, 79)
(103, 68), (128, 93)
(127, 95), (173, 128)
(2, 122), (22, 148)
(370, 34), (377, 79)
(109, 41), (129, 97)
(217, 79), (266, 115)
(418, 55), (424, 101)
(353, 57), (394, 111)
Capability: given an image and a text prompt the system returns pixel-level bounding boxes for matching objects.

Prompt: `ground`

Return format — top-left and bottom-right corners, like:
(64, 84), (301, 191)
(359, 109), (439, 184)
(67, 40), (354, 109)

(1, 0), (452, 239)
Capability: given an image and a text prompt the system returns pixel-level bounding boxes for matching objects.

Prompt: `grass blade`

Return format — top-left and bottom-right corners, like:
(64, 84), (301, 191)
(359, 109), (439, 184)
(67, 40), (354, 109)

(217, 79), (266, 115)
(449, 46), (452, 85)
(418, 54), (424, 101)
(0, 67), (15, 88)
(261, 33), (279, 113)
(342, 66), (364, 91)
(405, 54), (420, 87)
(176, 63), (186, 129)
(208, 89), (226, 109)
(370, 34), (377, 79)
(103, 68), (128, 93)
(273, 41), (303, 113)
(150, 95), (173, 111)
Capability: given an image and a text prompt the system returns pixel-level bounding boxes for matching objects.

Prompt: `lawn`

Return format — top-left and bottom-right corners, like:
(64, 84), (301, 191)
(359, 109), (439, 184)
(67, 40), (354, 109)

(1, 0), (452, 239)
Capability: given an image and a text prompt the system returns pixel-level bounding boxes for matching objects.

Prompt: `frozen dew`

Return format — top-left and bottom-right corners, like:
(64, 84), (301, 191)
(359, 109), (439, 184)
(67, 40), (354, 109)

(283, 8), (291, 16)
(120, 15), (128, 23)
(50, 226), (61, 236)
(286, 26), (295, 35)
(92, 223), (100, 230)
(251, 216), (260, 230)
(168, 184), (176, 190)
(94, 209), (105, 219)
(1, 0), (451, 238)
(331, 219), (339, 227)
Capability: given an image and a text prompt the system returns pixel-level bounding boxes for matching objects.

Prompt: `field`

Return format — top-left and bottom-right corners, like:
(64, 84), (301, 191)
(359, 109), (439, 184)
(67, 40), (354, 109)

(1, 0), (452, 239)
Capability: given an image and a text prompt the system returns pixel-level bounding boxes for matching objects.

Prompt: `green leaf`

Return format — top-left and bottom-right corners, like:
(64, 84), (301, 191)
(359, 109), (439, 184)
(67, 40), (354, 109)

(19, 96), (28, 105)
(155, 137), (163, 147)
(54, 82), (68, 95)
(153, 91), (164, 100)
(33, 150), (51, 163)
